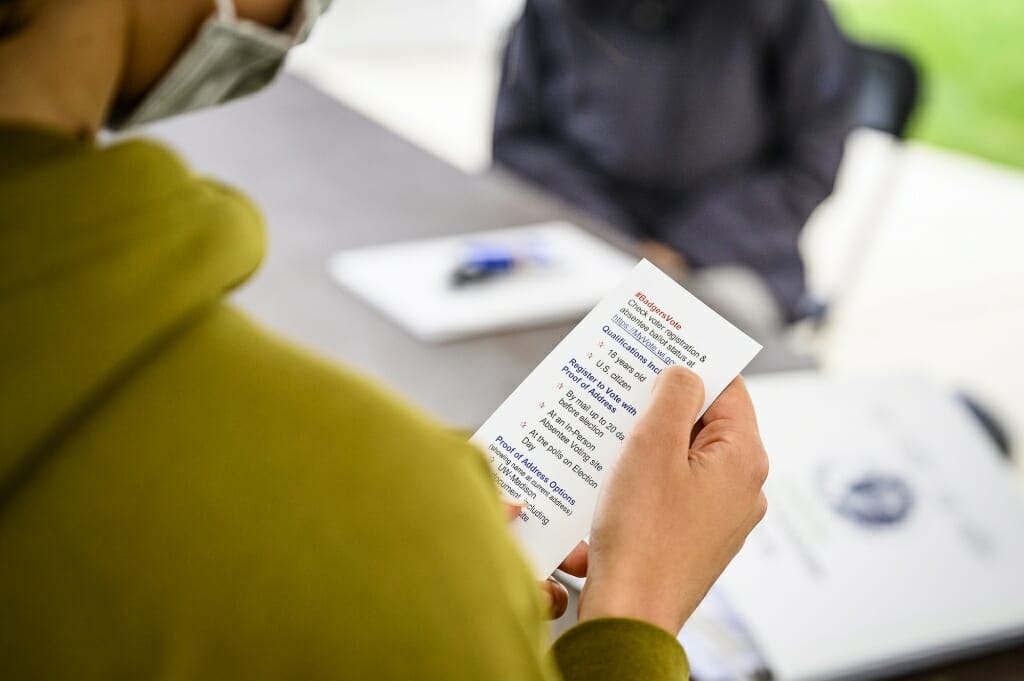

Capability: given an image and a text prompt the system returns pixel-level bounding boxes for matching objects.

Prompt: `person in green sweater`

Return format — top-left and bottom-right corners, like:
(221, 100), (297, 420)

(0, 1), (769, 680)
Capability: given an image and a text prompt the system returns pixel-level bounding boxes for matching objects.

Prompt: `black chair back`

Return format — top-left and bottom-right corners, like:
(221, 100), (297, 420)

(851, 43), (920, 138)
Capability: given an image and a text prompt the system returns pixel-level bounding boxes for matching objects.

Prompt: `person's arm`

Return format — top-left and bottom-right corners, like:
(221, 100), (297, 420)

(656, 0), (858, 310)
(492, 1), (638, 233)
(552, 619), (691, 680)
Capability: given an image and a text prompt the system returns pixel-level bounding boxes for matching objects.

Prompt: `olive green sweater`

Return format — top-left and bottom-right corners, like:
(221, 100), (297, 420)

(0, 126), (688, 680)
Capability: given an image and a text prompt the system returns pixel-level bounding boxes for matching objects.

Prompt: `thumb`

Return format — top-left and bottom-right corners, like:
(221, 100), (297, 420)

(627, 365), (705, 461)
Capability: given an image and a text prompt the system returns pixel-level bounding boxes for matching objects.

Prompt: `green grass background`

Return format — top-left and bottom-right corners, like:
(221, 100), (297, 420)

(829, 0), (1024, 169)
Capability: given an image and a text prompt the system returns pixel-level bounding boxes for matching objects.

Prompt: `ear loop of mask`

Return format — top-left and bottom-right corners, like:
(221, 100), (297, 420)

(215, 0), (237, 21)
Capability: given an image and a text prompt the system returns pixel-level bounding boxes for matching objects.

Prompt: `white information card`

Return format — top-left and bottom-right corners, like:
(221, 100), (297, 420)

(471, 260), (763, 577)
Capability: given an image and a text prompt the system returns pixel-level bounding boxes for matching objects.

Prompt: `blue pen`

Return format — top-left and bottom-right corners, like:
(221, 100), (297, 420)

(452, 249), (517, 286)
(452, 241), (547, 286)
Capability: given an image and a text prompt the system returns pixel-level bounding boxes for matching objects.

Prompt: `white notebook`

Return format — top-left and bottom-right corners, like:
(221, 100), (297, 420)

(559, 374), (1024, 681)
(327, 222), (638, 342)
(718, 374), (1024, 680)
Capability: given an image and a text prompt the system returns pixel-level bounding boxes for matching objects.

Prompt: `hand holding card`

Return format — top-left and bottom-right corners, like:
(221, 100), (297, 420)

(471, 260), (764, 584)
(580, 369), (769, 634)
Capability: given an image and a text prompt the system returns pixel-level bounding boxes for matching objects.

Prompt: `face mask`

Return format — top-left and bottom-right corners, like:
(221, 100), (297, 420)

(110, 0), (331, 129)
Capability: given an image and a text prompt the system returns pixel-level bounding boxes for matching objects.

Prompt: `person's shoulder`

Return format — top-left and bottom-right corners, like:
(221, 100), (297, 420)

(8, 131), (266, 251)
(103, 138), (263, 224)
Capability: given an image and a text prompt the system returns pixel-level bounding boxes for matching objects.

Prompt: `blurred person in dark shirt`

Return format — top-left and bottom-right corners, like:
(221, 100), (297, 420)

(493, 0), (858, 326)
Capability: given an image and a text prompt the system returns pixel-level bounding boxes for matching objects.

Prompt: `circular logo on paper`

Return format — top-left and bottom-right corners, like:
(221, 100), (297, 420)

(818, 463), (915, 528)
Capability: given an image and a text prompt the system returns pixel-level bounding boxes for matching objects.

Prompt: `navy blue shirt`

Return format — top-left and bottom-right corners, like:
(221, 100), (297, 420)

(493, 0), (858, 319)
